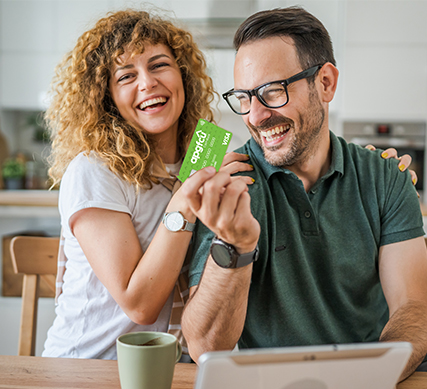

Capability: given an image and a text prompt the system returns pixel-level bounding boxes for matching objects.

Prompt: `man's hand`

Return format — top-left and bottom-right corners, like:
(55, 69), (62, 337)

(182, 166), (260, 254)
(180, 166), (259, 362)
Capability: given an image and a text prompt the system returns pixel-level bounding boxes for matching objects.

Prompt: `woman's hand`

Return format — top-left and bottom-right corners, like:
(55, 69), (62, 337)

(166, 183), (197, 224)
(219, 152), (254, 186)
(365, 145), (418, 185)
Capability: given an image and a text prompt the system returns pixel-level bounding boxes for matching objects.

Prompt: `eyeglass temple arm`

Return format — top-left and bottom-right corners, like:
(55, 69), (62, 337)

(284, 65), (322, 85)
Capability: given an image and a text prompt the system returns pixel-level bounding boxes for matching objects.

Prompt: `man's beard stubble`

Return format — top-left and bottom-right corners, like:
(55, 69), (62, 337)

(247, 87), (326, 168)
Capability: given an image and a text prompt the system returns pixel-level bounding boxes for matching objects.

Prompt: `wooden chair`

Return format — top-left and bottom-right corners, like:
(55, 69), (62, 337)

(10, 236), (59, 356)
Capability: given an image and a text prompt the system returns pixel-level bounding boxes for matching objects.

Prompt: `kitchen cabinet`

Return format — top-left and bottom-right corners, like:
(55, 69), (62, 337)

(1, 0), (427, 119)
(341, 0), (427, 121)
(345, 1), (427, 45)
(0, 0), (116, 109)
(341, 46), (427, 121)
(0, 53), (61, 110)
(1, 1), (56, 53)
(0, 0), (339, 108)
(0, 1), (57, 109)
(56, 1), (116, 54)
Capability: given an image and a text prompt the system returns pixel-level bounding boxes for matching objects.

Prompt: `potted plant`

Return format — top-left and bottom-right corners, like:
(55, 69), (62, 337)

(1, 157), (26, 190)
(27, 112), (49, 142)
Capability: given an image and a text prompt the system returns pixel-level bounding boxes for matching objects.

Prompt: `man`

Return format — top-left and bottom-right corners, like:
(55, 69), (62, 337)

(180, 7), (427, 381)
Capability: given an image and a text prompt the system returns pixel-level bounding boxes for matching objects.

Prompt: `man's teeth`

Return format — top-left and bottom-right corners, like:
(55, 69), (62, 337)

(260, 126), (290, 141)
(139, 97), (166, 110)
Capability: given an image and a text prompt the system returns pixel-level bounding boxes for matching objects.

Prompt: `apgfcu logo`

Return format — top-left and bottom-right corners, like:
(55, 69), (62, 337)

(190, 130), (207, 164)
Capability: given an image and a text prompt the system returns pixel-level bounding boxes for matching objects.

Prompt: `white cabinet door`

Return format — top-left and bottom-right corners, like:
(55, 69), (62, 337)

(56, 0), (115, 54)
(0, 0), (115, 110)
(0, 53), (61, 110)
(1, 0), (56, 53)
(341, 0), (427, 120)
(345, 0), (427, 45)
(341, 46), (427, 120)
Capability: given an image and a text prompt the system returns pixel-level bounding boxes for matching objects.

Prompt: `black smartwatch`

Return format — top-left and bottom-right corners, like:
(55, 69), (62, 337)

(210, 236), (259, 269)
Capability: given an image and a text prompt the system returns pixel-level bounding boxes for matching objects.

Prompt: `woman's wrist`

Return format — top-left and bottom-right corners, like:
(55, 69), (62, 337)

(165, 201), (196, 223)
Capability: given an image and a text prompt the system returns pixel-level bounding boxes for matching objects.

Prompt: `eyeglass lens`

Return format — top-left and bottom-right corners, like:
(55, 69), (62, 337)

(226, 82), (288, 114)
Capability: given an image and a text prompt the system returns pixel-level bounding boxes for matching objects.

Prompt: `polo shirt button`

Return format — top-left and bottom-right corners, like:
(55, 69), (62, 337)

(304, 211), (311, 218)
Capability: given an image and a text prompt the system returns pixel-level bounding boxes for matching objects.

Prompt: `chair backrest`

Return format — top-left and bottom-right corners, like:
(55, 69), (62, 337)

(10, 236), (59, 356)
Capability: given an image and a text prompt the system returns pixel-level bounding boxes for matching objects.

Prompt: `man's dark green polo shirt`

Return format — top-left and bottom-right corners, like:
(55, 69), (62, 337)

(189, 131), (424, 349)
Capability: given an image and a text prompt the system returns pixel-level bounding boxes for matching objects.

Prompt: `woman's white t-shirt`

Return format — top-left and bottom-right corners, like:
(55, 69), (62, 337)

(42, 152), (179, 359)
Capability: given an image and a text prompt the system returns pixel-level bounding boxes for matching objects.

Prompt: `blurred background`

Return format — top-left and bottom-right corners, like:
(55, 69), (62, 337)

(0, 0), (426, 356)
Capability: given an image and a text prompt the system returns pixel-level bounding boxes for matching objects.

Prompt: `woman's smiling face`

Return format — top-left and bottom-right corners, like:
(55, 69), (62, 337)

(109, 43), (185, 149)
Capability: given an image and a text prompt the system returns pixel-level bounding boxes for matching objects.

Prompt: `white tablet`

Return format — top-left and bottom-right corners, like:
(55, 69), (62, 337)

(194, 342), (412, 389)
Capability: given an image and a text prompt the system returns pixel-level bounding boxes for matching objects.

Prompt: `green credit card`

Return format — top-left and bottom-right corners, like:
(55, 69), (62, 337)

(177, 119), (233, 183)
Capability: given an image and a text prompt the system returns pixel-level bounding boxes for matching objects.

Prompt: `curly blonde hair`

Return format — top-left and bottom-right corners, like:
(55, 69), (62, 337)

(46, 9), (216, 188)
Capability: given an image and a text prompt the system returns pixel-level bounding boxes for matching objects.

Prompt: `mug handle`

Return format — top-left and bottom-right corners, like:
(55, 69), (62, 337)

(175, 341), (182, 363)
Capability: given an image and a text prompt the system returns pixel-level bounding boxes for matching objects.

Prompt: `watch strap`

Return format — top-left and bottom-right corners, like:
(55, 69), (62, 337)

(183, 220), (196, 232)
(235, 249), (258, 268)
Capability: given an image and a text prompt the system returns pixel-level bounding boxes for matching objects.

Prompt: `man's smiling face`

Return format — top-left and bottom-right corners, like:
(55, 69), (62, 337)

(234, 36), (326, 167)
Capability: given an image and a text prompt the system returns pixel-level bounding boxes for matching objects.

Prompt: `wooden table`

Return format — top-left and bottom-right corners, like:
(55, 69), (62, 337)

(0, 355), (196, 389)
(0, 355), (425, 388)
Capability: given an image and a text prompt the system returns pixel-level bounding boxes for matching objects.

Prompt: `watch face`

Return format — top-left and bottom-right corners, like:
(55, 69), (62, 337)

(165, 212), (184, 232)
(211, 243), (231, 267)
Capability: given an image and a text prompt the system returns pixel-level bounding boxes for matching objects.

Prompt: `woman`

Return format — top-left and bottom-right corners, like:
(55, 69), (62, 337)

(42, 9), (252, 359)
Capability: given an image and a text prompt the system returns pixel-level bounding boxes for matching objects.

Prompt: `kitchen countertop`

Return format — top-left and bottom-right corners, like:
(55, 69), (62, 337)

(0, 190), (58, 207)
(0, 189), (426, 217)
(0, 190), (59, 218)
(0, 189), (426, 212)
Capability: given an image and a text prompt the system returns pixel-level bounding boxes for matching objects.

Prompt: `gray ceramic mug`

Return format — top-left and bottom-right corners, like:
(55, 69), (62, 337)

(116, 331), (182, 389)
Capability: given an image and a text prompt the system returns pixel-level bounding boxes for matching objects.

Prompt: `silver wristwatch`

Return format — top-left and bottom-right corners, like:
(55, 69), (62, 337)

(162, 211), (196, 232)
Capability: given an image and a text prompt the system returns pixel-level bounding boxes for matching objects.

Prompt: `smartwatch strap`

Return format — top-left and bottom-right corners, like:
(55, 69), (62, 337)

(236, 248), (258, 268)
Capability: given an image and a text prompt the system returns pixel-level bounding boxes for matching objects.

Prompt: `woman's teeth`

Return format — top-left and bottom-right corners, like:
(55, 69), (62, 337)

(139, 97), (167, 110)
(260, 125), (290, 141)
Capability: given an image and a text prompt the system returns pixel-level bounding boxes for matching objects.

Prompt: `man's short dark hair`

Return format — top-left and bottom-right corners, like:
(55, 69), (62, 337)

(234, 7), (336, 71)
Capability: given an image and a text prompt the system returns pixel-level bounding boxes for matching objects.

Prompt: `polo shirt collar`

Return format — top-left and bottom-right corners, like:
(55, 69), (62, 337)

(249, 130), (344, 181)
(326, 131), (344, 178)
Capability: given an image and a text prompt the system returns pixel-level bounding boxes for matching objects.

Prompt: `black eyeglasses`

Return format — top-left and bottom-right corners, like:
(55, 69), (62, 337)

(222, 65), (322, 115)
